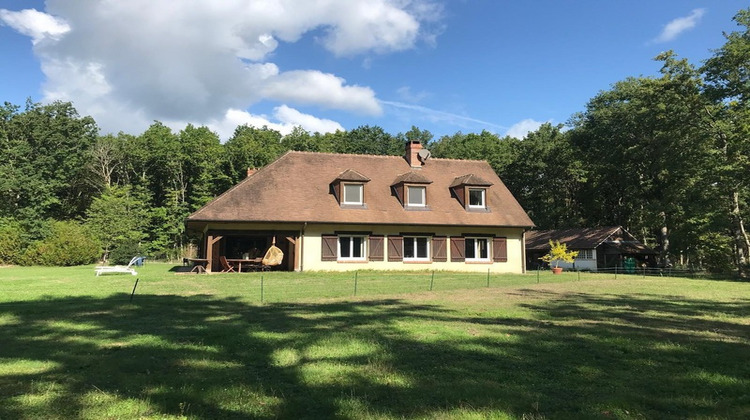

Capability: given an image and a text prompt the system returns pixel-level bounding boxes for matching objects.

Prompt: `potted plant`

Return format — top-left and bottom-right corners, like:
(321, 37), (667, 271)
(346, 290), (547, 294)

(539, 240), (579, 274)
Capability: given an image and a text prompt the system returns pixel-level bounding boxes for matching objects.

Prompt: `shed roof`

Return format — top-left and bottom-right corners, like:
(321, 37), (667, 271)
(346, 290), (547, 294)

(187, 151), (534, 228)
(525, 226), (657, 254)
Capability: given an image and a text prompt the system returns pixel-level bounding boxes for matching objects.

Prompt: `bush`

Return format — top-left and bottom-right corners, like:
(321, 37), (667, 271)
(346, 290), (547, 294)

(22, 221), (100, 266)
(0, 219), (29, 265)
(108, 239), (143, 265)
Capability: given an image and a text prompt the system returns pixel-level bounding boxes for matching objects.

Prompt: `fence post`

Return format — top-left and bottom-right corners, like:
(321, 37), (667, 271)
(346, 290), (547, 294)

(537, 268), (540, 283)
(614, 265), (617, 280)
(486, 268), (490, 288)
(130, 278), (139, 302)
(430, 271), (434, 291)
(261, 275), (264, 303)
(354, 271), (358, 296)
(577, 270), (580, 282)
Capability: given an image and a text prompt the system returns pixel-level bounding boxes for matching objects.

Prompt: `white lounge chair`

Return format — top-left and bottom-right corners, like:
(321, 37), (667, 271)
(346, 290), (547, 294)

(95, 256), (140, 276)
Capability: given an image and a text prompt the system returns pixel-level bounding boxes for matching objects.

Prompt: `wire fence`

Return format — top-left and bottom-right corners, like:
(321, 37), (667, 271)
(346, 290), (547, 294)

(0, 265), (717, 306)
(158, 268), (705, 303)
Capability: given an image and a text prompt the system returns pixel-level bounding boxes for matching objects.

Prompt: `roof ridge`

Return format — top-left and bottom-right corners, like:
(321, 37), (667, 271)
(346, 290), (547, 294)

(284, 150), (489, 163)
(285, 150), (402, 159)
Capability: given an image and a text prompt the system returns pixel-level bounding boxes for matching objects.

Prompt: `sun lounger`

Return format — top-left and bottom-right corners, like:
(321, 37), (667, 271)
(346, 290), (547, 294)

(95, 256), (140, 276)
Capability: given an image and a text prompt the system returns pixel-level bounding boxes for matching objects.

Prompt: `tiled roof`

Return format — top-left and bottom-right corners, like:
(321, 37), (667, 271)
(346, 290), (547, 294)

(187, 151), (534, 227)
(526, 227), (657, 254)
(392, 171), (433, 185)
(450, 174), (493, 188)
(335, 168), (371, 182)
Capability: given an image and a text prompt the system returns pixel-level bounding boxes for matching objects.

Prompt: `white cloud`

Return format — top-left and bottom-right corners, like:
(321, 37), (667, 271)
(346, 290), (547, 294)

(260, 70), (382, 115)
(505, 118), (545, 139)
(205, 106), (344, 140)
(0, 8), (70, 44)
(2, 0), (439, 135)
(273, 105), (344, 133)
(652, 8), (706, 43)
(319, 2), (420, 55)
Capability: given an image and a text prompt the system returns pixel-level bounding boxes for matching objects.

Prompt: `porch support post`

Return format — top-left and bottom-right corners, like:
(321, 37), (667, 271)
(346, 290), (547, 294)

(293, 235), (302, 271)
(206, 235), (223, 273)
(285, 236), (301, 271)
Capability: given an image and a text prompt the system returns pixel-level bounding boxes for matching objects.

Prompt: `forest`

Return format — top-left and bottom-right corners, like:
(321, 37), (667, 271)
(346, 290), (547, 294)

(1, 9), (748, 277)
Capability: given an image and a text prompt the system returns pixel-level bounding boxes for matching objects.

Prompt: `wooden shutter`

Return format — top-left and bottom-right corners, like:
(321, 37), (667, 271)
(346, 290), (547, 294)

(450, 237), (465, 262)
(369, 236), (384, 261)
(493, 237), (507, 262)
(387, 236), (403, 262)
(432, 236), (447, 262)
(321, 235), (337, 261)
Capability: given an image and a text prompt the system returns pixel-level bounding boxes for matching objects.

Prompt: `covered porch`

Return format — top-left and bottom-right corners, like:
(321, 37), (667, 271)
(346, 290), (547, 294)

(193, 229), (301, 273)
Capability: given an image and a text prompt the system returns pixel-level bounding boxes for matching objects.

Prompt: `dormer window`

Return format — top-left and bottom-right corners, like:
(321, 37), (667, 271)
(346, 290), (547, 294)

(450, 174), (493, 212)
(407, 186), (426, 207)
(392, 171), (432, 210)
(468, 188), (486, 209)
(343, 183), (364, 205)
(332, 169), (370, 208)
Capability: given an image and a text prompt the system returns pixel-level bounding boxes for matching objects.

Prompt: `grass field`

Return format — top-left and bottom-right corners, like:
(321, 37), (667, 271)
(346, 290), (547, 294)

(1, 264), (748, 419)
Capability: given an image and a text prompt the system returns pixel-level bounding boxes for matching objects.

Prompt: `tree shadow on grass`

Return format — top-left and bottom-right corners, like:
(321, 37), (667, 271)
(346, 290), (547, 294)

(0, 291), (748, 419)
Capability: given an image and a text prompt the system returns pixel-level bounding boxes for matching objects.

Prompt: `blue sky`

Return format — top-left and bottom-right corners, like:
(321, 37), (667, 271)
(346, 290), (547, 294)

(1, 1), (747, 140)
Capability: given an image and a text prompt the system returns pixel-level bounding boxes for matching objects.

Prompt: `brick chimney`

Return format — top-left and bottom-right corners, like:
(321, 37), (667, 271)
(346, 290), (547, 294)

(405, 140), (423, 168)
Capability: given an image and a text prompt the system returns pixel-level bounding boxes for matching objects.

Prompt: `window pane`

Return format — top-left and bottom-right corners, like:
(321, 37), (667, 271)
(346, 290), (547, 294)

(353, 237), (363, 258)
(465, 238), (476, 259)
(407, 186), (425, 206)
(477, 238), (488, 259)
(404, 238), (415, 258)
(416, 237), (428, 258)
(343, 184), (362, 204)
(340, 237), (351, 258)
(469, 189), (484, 207)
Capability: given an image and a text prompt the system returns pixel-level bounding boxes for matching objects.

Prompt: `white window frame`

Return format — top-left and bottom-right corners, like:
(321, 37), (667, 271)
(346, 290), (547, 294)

(403, 236), (430, 261)
(406, 185), (426, 207)
(468, 188), (486, 209)
(342, 183), (364, 205)
(338, 236), (366, 261)
(577, 249), (594, 260)
(465, 237), (490, 261)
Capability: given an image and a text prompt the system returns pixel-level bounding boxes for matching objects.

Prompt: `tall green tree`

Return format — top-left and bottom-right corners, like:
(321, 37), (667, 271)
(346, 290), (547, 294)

(85, 185), (150, 261)
(0, 101), (98, 232)
(223, 125), (285, 183)
(702, 7), (750, 275)
(570, 53), (716, 264)
(430, 130), (515, 176)
(333, 125), (402, 156)
(501, 124), (586, 229)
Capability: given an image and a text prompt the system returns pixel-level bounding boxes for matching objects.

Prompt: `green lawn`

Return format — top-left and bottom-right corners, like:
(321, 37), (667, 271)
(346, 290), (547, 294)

(1, 264), (748, 419)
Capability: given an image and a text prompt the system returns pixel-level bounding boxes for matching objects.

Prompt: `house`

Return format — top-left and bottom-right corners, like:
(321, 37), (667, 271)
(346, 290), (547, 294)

(185, 141), (534, 273)
(525, 226), (657, 271)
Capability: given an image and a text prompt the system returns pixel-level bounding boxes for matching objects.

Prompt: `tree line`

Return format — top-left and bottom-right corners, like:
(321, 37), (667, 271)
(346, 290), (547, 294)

(1, 8), (748, 276)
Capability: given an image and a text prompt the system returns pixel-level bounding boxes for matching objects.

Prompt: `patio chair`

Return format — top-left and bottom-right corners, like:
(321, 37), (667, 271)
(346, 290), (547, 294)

(95, 256), (139, 276)
(219, 256), (236, 273)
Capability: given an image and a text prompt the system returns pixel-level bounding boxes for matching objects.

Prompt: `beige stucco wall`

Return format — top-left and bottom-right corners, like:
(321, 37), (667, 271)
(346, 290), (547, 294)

(198, 222), (526, 273)
(302, 223), (525, 273)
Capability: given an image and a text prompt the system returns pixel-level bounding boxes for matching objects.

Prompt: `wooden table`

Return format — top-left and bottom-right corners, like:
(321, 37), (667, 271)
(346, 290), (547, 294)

(187, 258), (208, 273)
(226, 258), (262, 272)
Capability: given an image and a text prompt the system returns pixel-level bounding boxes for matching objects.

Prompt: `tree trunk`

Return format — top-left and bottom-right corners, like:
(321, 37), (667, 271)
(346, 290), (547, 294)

(731, 190), (750, 276)
(660, 225), (670, 268)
